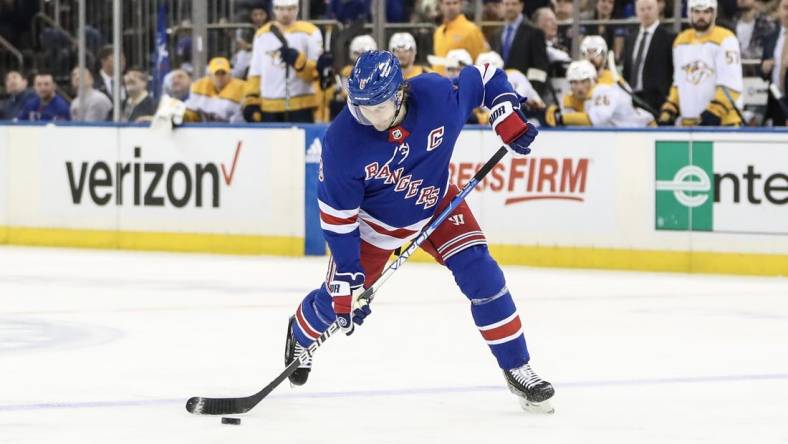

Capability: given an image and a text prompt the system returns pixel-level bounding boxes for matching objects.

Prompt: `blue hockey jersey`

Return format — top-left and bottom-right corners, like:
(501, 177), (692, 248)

(317, 65), (514, 276)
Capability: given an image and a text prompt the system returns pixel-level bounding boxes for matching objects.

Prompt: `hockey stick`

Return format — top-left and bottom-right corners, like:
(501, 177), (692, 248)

(270, 24), (290, 120)
(721, 85), (746, 125)
(607, 51), (660, 118)
(185, 146), (511, 416)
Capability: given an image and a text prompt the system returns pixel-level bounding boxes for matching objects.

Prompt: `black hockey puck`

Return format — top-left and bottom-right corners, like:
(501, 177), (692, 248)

(221, 417), (241, 425)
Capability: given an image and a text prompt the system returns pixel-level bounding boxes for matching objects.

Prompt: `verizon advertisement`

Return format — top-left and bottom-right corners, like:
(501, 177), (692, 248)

(8, 126), (304, 237)
(450, 131), (618, 244)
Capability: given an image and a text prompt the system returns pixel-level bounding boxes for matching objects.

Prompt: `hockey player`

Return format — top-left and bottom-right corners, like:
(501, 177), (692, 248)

(545, 40), (655, 127)
(283, 50), (555, 413)
(658, 0), (743, 126)
(578, 36), (615, 86)
(242, 0), (322, 123)
(561, 60), (595, 113)
(389, 32), (431, 80)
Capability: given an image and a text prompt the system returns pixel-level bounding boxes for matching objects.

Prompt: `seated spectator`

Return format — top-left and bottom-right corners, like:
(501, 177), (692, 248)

(734, 0), (776, 60)
(70, 67), (112, 121)
(17, 73), (71, 121)
(0, 70), (35, 120)
(555, 0), (575, 20)
(122, 68), (158, 122)
(184, 57), (246, 122)
(582, 0), (629, 62)
(163, 69), (193, 101)
(233, 3), (270, 78)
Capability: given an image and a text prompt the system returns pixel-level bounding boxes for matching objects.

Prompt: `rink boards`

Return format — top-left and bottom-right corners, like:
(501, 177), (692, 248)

(1, 123), (787, 276)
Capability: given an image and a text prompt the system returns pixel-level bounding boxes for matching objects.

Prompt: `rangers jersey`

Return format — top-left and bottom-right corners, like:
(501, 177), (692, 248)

(317, 66), (513, 275)
(244, 21), (322, 112)
(668, 26), (743, 125)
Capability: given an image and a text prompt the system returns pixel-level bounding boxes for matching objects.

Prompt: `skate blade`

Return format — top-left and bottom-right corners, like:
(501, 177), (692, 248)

(519, 398), (555, 415)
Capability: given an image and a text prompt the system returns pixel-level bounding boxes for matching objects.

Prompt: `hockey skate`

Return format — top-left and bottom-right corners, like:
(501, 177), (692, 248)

(504, 363), (555, 414)
(284, 316), (312, 387)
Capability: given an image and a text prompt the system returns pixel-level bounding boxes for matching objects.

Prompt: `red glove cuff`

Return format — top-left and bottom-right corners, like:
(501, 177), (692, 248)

(490, 101), (529, 144)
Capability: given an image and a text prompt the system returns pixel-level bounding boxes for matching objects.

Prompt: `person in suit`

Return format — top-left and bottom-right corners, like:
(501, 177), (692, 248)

(95, 45), (126, 103)
(492, 0), (550, 96)
(760, 0), (788, 125)
(622, 0), (675, 113)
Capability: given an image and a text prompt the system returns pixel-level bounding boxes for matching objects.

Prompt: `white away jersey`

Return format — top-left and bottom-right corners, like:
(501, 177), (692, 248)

(672, 26), (743, 119)
(586, 83), (653, 127)
(248, 21), (322, 101)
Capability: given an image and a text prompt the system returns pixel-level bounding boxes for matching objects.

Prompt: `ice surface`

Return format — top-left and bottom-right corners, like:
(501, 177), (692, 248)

(1, 246), (787, 444)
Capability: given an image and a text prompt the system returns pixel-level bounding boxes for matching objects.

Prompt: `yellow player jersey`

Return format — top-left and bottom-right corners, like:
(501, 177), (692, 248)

(184, 76), (246, 122)
(244, 21), (322, 112)
(433, 15), (489, 75)
(561, 93), (586, 113)
(668, 26), (743, 125)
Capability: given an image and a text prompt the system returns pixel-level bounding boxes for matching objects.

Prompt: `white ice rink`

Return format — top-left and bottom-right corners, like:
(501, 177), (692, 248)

(0, 246), (787, 444)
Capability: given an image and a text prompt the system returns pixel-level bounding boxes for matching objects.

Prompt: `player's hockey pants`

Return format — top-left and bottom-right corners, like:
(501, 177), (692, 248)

(291, 186), (530, 370)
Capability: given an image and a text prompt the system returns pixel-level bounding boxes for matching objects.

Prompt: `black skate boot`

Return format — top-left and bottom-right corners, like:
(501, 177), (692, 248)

(284, 316), (312, 386)
(503, 363), (555, 414)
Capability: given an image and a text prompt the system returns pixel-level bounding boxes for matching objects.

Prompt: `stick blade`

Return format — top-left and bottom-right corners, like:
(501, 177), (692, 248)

(185, 396), (252, 415)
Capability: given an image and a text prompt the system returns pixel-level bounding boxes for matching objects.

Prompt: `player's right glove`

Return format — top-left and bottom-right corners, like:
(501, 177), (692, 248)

(658, 101), (678, 126)
(328, 271), (369, 336)
(489, 94), (537, 156)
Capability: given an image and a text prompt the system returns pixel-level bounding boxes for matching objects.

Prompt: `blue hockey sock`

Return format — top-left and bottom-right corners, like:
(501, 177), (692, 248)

(292, 287), (336, 347)
(446, 245), (530, 370)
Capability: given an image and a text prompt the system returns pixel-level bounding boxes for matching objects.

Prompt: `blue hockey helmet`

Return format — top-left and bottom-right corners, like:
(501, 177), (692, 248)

(347, 50), (404, 106)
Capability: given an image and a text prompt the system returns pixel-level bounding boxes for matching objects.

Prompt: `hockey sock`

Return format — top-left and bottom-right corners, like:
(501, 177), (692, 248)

(446, 245), (530, 370)
(292, 287), (336, 347)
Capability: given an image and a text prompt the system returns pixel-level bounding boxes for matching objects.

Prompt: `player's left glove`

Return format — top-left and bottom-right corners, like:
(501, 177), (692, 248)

(328, 271), (370, 336)
(489, 94), (538, 156)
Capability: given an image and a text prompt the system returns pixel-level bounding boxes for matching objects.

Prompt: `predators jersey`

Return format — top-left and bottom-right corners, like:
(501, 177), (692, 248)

(245, 21), (322, 112)
(669, 26), (743, 125)
(184, 76), (246, 122)
(585, 83), (654, 127)
(561, 93), (586, 112)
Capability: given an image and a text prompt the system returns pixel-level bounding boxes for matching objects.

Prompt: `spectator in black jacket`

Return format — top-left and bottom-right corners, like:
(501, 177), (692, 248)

(121, 69), (157, 122)
(0, 70), (35, 120)
(492, 0), (550, 96)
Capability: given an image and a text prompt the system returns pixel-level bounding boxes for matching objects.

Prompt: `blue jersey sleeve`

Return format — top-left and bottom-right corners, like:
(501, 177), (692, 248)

(456, 64), (518, 117)
(317, 130), (365, 276)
